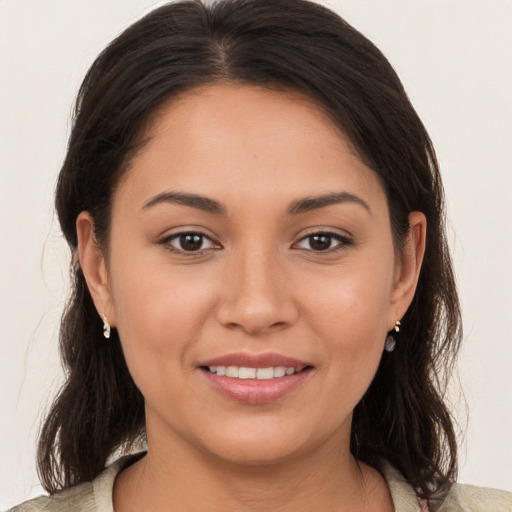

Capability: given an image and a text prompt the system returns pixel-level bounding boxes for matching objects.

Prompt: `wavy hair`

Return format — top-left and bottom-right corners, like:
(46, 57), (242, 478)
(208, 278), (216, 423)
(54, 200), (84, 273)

(38, 0), (462, 504)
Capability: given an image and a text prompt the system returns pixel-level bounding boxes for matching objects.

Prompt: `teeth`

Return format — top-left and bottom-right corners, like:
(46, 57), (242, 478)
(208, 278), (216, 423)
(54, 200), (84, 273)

(207, 365), (298, 379)
(239, 367), (256, 379)
(274, 367), (286, 378)
(226, 366), (239, 378)
(256, 367), (274, 380)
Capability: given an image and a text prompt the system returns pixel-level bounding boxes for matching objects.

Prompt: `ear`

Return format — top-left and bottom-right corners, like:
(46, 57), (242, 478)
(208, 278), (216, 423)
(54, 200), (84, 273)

(76, 211), (116, 326)
(388, 211), (426, 329)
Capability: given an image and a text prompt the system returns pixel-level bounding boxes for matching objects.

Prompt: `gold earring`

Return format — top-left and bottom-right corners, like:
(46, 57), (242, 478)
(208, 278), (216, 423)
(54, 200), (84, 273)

(102, 315), (111, 339)
(394, 319), (401, 332)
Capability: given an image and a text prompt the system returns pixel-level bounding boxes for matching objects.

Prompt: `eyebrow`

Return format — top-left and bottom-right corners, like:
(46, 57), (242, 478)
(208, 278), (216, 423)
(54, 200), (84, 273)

(143, 191), (226, 215)
(287, 192), (371, 215)
(142, 190), (370, 216)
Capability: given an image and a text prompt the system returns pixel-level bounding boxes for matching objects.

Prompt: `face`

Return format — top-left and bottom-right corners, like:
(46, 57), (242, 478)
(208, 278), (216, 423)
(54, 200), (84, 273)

(79, 84), (424, 466)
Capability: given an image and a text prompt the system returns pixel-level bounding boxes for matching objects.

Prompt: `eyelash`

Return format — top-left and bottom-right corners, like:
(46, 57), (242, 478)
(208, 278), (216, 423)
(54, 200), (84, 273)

(160, 231), (221, 255)
(159, 230), (352, 255)
(293, 231), (352, 253)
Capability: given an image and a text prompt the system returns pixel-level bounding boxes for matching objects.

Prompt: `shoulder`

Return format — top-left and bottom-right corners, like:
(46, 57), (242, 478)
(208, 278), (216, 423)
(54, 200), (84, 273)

(4, 481), (95, 512)
(5, 454), (143, 512)
(381, 461), (512, 512)
(437, 482), (512, 512)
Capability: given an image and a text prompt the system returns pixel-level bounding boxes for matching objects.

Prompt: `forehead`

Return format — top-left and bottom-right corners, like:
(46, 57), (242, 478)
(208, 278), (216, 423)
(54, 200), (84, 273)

(116, 83), (385, 210)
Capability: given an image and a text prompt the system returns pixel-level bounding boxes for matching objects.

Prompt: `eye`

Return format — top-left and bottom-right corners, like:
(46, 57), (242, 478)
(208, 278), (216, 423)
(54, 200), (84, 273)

(294, 232), (351, 252)
(163, 232), (220, 253)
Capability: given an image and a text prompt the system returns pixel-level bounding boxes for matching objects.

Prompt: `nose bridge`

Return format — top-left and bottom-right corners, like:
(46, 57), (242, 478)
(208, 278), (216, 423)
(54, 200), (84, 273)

(237, 246), (279, 299)
(217, 241), (296, 334)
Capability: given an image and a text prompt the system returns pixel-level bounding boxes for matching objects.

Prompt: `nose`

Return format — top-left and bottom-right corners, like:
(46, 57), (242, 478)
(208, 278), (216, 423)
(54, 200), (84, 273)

(216, 249), (299, 335)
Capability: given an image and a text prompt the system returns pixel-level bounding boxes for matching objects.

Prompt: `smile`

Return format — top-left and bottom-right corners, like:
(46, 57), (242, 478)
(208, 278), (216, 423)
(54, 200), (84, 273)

(207, 366), (299, 379)
(199, 353), (313, 405)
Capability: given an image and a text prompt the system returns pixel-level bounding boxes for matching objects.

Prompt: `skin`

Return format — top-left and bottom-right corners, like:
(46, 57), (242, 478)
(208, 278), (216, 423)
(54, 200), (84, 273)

(78, 84), (426, 511)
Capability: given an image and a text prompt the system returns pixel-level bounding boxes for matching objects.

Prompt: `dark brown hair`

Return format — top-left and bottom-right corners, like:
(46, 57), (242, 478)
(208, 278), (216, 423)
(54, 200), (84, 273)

(39, 0), (462, 504)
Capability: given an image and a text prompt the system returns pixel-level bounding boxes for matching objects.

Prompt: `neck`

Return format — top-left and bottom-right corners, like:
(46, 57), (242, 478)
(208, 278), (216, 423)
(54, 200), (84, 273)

(114, 427), (392, 512)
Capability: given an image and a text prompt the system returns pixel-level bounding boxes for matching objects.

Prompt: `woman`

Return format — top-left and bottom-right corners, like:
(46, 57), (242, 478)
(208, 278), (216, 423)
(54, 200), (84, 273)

(7, 0), (511, 510)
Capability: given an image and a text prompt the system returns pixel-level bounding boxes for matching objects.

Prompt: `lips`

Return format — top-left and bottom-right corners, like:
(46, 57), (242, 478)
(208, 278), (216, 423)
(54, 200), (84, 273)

(199, 352), (313, 405)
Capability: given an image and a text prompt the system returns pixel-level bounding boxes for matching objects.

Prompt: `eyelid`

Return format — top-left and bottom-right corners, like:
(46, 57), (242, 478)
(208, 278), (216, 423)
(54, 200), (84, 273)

(291, 228), (353, 252)
(158, 229), (222, 255)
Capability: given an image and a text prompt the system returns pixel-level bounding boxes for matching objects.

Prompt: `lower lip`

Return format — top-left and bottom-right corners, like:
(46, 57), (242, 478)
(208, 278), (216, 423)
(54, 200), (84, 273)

(201, 368), (312, 405)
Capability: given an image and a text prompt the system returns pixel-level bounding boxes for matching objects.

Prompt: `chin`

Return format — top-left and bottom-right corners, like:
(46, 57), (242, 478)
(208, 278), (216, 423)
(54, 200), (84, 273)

(191, 414), (347, 468)
(208, 438), (308, 467)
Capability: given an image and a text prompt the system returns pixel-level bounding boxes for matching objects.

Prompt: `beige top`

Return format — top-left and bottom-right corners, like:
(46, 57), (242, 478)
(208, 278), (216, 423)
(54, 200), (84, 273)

(7, 456), (512, 512)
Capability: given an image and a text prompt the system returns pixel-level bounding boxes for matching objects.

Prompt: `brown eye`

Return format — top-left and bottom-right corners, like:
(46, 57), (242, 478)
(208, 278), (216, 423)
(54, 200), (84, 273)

(295, 232), (351, 252)
(308, 234), (333, 251)
(164, 232), (219, 253)
(179, 234), (204, 251)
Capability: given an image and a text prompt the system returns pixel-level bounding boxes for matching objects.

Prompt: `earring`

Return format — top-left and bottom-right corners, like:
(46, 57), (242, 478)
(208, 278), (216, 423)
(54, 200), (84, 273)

(102, 315), (111, 339)
(385, 319), (401, 352)
(384, 334), (396, 352)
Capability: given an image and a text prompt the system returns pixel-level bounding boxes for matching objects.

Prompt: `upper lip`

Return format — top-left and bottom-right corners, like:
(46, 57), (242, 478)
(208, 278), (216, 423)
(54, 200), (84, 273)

(199, 352), (312, 371)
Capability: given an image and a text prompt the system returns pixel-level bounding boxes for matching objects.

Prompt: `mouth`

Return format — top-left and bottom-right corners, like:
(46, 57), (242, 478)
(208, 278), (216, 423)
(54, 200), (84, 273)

(202, 365), (307, 380)
(198, 353), (313, 405)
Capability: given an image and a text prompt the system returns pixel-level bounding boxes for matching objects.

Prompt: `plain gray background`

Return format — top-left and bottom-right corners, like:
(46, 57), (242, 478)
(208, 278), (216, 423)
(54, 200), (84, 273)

(1, 0), (511, 508)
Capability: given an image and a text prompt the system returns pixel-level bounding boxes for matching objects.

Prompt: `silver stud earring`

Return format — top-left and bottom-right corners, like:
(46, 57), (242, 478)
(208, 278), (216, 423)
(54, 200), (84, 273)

(102, 315), (111, 339)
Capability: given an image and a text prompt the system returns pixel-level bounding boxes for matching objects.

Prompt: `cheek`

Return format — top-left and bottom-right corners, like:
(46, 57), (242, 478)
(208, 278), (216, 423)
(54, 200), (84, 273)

(109, 258), (217, 390)
(112, 254), (214, 331)
(316, 287), (388, 376)
(300, 257), (395, 394)
(303, 258), (394, 342)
